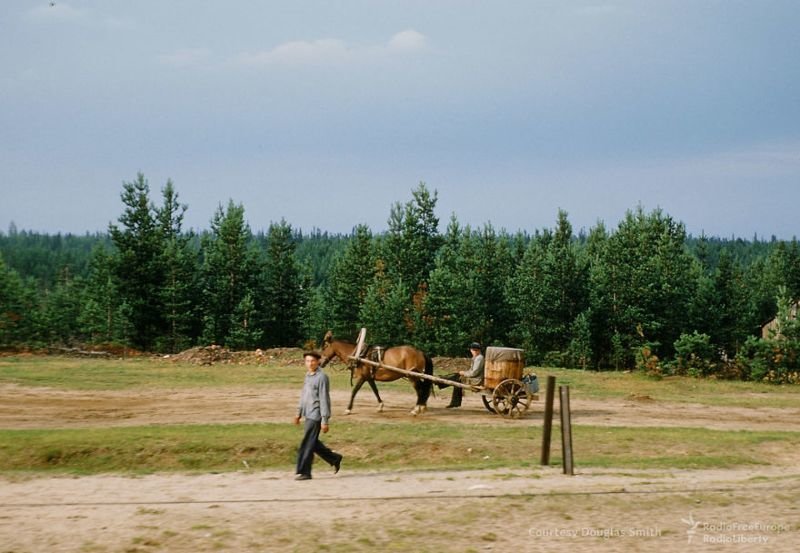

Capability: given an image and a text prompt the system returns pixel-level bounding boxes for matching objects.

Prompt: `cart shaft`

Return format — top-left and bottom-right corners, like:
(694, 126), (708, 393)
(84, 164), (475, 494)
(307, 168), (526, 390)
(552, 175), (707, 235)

(348, 355), (483, 392)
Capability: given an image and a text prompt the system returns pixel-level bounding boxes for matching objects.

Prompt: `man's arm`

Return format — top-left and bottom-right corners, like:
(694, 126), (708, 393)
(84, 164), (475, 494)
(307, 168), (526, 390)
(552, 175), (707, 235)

(319, 373), (332, 425)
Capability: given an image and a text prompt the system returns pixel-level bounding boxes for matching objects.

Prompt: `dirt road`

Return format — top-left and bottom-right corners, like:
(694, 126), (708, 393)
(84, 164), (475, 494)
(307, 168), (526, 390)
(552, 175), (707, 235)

(1, 383), (798, 552)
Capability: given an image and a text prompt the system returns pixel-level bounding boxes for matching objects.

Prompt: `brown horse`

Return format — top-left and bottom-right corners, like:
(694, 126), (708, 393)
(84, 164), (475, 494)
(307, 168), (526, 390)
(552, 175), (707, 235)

(319, 331), (434, 415)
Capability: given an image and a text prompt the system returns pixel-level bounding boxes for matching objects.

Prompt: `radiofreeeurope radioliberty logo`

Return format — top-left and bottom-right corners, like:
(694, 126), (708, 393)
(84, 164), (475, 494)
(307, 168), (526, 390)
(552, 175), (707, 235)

(681, 512), (788, 546)
(681, 513), (702, 544)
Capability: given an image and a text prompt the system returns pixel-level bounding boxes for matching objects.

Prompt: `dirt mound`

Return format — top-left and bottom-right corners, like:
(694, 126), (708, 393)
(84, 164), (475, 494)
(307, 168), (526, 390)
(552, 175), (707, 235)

(431, 356), (471, 373)
(166, 345), (305, 366)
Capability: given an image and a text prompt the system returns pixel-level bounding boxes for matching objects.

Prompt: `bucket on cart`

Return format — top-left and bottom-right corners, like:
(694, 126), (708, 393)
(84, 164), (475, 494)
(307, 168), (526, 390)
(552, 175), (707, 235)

(484, 347), (525, 389)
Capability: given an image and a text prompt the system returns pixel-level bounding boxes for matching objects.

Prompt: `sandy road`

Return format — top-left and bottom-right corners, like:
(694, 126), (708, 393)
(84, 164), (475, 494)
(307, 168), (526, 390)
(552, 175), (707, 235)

(1, 382), (799, 552)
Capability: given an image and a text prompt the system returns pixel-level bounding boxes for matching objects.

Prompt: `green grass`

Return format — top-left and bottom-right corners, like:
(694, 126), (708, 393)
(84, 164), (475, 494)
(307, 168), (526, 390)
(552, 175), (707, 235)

(1, 421), (797, 475)
(2, 356), (799, 475)
(0, 355), (355, 391)
(2, 356), (798, 409)
(536, 366), (800, 408)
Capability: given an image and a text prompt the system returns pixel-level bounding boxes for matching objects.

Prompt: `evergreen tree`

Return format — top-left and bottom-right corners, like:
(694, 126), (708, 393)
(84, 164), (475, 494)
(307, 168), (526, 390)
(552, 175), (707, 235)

(325, 224), (376, 338)
(0, 253), (29, 347)
(261, 220), (306, 347)
(108, 174), (166, 350)
(226, 292), (263, 350)
(383, 182), (441, 295)
(507, 211), (589, 364)
(470, 223), (516, 346)
(156, 181), (198, 352)
(200, 201), (261, 346)
(358, 261), (412, 345)
(709, 249), (752, 356)
(43, 268), (84, 346)
(589, 206), (697, 367)
(78, 245), (123, 344)
(567, 310), (593, 370)
(420, 216), (475, 355)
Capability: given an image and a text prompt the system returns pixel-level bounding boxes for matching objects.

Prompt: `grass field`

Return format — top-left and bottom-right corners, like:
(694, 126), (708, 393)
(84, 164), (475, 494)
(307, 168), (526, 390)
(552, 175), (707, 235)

(1, 355), (799, 475)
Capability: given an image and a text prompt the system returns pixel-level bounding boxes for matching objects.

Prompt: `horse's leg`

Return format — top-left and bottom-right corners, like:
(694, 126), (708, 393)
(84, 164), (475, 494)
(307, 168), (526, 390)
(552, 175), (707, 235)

(366, 378), (384, 412)
(410, 378), (427, 416)
(410, 357), (434, 415)
(346, 377), (367, 414)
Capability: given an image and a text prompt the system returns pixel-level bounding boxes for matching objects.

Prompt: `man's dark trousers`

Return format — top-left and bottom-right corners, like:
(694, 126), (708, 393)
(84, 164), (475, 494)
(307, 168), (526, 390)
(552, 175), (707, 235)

(296, 418), (340, 477)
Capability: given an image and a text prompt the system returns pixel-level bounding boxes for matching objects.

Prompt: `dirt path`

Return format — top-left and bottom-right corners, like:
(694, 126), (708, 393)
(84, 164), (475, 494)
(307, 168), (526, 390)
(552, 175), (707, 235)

(1, 466), (798, 552)
(1, 384), (799, 551)
(2, 383), (799, 432)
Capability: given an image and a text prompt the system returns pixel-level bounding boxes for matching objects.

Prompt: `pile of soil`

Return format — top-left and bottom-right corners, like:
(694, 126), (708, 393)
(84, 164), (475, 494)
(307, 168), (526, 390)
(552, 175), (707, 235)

(166, 346), (305, 366)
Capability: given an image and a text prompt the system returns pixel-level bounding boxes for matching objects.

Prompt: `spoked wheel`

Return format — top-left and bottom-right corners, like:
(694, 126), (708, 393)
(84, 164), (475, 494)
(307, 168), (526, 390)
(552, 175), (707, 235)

(481, 394), (496, 414)
(491, 379), (532, 419)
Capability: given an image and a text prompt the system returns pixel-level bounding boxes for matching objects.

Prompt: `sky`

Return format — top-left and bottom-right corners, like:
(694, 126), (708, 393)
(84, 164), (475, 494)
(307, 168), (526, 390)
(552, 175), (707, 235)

(2, 0), (799, 239)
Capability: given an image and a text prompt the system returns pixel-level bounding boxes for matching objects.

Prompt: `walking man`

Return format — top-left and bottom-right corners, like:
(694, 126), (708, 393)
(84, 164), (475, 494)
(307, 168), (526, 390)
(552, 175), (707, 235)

(294, 350), (343, 480)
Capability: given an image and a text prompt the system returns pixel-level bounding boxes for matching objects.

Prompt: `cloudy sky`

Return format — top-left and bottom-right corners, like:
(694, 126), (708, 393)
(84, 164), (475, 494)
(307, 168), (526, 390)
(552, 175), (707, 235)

(2, 1), (799, 238)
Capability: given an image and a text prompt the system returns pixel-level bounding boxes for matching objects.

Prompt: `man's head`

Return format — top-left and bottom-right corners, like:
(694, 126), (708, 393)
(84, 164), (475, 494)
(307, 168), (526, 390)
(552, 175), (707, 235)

(304, 351), (321, 372)
(469, 342), (481, 355)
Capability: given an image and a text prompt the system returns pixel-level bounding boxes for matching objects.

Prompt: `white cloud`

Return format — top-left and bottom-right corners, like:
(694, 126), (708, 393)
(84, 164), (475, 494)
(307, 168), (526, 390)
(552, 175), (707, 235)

(232, 30), (428, 68)
(388, 29), (428, 53)
(235, 38), (349, 66)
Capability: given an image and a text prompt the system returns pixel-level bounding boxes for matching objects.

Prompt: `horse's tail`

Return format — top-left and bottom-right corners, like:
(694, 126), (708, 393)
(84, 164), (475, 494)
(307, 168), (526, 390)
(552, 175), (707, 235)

(418, 354), (434, 404)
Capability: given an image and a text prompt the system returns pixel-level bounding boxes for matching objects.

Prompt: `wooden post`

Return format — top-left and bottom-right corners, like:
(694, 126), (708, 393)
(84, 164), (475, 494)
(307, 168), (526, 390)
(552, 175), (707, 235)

(540, 375), (556, 465)
(559, 385), (574, 475)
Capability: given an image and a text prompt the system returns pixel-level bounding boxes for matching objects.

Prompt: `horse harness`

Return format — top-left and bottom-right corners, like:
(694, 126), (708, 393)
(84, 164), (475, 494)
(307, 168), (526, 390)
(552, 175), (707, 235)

(363, 345), (384, 379)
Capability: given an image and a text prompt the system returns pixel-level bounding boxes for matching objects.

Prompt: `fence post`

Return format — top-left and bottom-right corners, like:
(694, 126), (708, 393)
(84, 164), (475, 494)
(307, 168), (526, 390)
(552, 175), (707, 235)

(559, 385), (574, 475)
(540, 375), (556, 465)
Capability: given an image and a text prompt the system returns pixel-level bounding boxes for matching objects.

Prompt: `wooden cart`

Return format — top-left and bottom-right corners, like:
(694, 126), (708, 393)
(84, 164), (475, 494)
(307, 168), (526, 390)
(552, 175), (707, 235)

(348, 329), (538, 419)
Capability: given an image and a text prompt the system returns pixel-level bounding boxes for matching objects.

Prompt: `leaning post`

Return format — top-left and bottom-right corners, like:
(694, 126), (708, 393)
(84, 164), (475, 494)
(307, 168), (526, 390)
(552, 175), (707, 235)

(559, 385), (575, 475)
(540, 375), (556, 465)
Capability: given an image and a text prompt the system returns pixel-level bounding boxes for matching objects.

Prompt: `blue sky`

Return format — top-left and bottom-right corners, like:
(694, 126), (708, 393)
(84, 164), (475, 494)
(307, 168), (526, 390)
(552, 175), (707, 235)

(1, 1), (799, 238)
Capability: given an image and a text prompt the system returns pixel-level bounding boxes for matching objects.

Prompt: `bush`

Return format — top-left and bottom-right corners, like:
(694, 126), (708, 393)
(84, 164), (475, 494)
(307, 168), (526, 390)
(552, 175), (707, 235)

(636, 343), (662, 378)
(673, 332), (716, 377)
(735, 335), (800, 384)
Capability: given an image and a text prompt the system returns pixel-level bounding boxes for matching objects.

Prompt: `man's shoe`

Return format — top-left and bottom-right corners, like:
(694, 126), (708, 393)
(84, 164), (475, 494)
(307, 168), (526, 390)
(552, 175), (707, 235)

(445, 404), (460, 409)
(295, 474), (312, 481)
(333, 455), (343, 474)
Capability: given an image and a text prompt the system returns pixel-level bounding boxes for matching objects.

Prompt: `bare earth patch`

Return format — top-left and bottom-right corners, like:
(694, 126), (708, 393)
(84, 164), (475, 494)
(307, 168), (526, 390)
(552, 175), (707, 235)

(1, 383), (799, 551)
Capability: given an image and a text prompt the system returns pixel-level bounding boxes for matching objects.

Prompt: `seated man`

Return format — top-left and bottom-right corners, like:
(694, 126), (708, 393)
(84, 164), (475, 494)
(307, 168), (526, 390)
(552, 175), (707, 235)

(439, 342), (485, 408)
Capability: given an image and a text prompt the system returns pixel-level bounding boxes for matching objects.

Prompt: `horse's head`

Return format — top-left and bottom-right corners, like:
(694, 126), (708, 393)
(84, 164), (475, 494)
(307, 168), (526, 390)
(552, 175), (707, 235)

(319, 331), (358, 369)
(319, 330), (337, 367)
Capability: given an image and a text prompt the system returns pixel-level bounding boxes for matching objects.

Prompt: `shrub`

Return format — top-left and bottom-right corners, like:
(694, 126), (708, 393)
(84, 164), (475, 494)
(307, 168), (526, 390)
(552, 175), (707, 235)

(673, 332), (716, 377)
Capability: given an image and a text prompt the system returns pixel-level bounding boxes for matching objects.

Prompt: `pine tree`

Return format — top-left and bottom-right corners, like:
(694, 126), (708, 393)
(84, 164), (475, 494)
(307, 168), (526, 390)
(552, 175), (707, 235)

(226, 292), (263, 350)
(156, 181), (198, 352)
(507, 211), (589, 364)
(358, 262), (412, 345)
(383, 182), (441, 297)
(470, 223), (516, 347)
(200, 201), (261, 346)
(43, 268), (84, 346)
(261, 220), (306, 347)
(420, 216), (475, 355)
(589, 206), (697, 367)
(78, 245), (122, 344)
(0, 253), (28, 347)
(108, 173), (166, 350)
(325, 224), (376, 338)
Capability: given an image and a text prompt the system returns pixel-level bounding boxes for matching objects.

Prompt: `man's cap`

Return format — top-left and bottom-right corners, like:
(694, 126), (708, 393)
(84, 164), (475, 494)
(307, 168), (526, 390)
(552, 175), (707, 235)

(469, 342), (482, 350)
(303, 350), (322, 359)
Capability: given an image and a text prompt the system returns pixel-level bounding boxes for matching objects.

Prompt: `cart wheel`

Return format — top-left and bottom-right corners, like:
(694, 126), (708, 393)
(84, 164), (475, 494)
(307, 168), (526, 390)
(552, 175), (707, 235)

(481, 394), (496, 414)
(492, 379), (532, 419)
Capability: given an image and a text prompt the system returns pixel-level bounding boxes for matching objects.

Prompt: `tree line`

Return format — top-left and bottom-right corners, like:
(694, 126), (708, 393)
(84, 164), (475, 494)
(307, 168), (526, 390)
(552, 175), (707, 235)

(2, 174), (799, 383)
